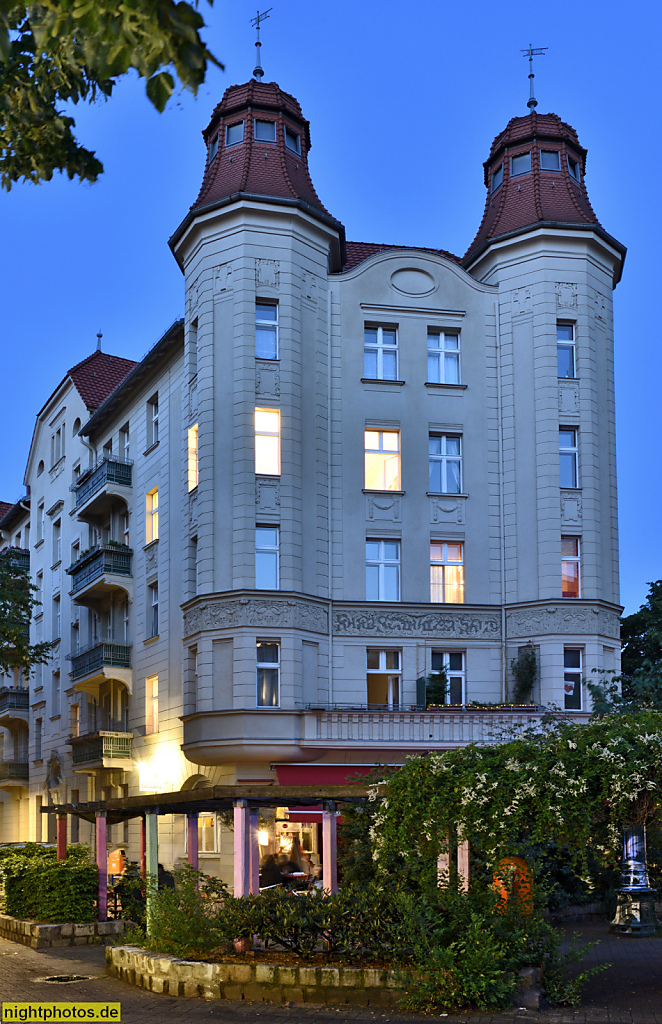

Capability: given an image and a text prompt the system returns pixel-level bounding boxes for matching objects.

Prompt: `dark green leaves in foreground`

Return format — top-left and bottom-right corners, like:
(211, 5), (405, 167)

(0, 0), (223, 189)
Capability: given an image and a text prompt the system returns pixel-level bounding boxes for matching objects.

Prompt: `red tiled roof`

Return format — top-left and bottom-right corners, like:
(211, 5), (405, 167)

(0, 502), (13, 523)
(464, 111), (601, 266)
(341, 241), (461, 272)
(67, 351), (138, 412)
(191, 80), (341, 227)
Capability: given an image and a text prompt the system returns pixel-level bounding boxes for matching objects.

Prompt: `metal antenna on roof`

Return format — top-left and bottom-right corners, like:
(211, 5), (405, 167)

(521, 43), (548, 111)
(96, 330), (103, 352)
(251, 8), (272, 81)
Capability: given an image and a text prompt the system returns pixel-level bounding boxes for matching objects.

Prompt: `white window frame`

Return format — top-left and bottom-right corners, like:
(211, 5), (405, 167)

(366, 648), (402, 709)
(557, 323), (576, 379)
(225, 121), (244, 146)
(427, 330), (460, 384)
(430, 650), (466, 705)
(52, 595), (61, 641)
(145, 674), (159, 734)
(430, 541), (464, 604)
(255, 526), (279, 590)
(563, 648), (583, 710)
(559, 428), (578, 488)
(366, 538), (401, 602)
(149, 582), (159, 637)
(540, 150), (561, 171)
(364, 429), (401, 491)
(561, 536), (581, 599)
(511, 151), (531, 176)
(147, 394), (159, 447)
(254, 118), (276, 142)
(364, 324), (398, 381)
(255, 408), (281, 476)
(255, 301), (279, 360)
(429, 434), (462, 494)
(120, 423), (130, 461)
(146, 487), (159, 543)
(256, 641), (280, 708)
(185, 812), (218, 854)
(188, 423), (199, 491)
(284, 126), (301, 154)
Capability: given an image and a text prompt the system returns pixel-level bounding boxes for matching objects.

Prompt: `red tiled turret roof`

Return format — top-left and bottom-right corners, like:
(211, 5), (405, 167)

(67, 350), (138, 412)
(464, 111), (602, 267)
(341, 241), (461, 272)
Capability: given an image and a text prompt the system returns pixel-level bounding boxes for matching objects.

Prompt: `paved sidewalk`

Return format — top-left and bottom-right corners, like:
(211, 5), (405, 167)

(0, 923), (661, 1024)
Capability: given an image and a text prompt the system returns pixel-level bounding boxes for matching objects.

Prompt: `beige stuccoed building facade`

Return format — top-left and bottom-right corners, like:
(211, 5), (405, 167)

(0, 81), (624, 882)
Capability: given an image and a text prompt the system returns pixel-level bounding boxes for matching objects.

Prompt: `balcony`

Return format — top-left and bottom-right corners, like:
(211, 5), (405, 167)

(67, 640), (132, 696)
(67, 545), (132, 606)
(72, 457), (132, 520)
(181, 704), (582, 766)
(69, 731), (133, 771)
(0, 687), (29, 726)
(3, 547), (30, 571)
(0, 761), (29, 788)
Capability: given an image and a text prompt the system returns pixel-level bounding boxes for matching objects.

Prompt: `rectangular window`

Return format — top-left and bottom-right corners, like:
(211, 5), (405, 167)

(37, 502), (45, 543)
(255, 408), (281, 475)
(188, 423), (199, 491)
(52, 519), (61, 565)
(255, 302), (278, 359)
(120, 423), (130, 461)
(561, 537), (581, 598)
(567, 155), (580, 180)
(188, 318), (198, 377)
(541, 150), (561, 170)
(145, 674), (159, 734)
(430, 651), (466, 705)
(364, 429), (400, 490)
(121, 512), (130, 547)
(208, 132), (219, 163)
(429, 434), (462, 493)
(491, 164), (503, 191)
(146, 487), (159, 543)
(226, 121), (244, 146)
(35, 718), (42, 760)
(254, 119), (276, 142)
(256, 641), (280, 707)
(256, 526), (279, 589)
(511, 152), (531, 176)
(51, 426), (64, 467)
(284, 126), (301, 154)
(559, 428), (578, 488)
(122, 601), (130, 643)
(366, 649), (401, 708)
(557, 323), (576, 378)
(200, 813), (217, 853)
(147, 394), (159, 447)
(430, 541), (464, 603)
(427, 331), (460, 384)
(364, 325), (398, 380)
(148, 582), (159, 637)
(366, 539), (401, 601)
(564, 648), (583, 710)
(52, 595), (61, 640)
(51, 671), (60, 717)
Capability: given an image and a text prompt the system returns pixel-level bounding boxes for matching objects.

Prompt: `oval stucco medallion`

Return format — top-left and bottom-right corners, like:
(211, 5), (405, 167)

(390, 267), (437, 296)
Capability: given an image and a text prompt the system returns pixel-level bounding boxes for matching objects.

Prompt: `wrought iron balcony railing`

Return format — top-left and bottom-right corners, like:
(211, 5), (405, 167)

(72, 457), (132, 509)
(70, 732), (133, 766)
(67, 545), (132, 594)
(3, 547), (30, 571)
(67, 640), (131, 681)
(0, 687), (29, 715)
(0, 761), (29, 782)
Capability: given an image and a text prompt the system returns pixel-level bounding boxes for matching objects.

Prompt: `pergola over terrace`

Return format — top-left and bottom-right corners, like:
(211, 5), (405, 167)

(42, 784), (376, 922)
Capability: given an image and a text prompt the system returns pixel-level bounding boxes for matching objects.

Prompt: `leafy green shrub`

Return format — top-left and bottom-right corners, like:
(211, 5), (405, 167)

(145, 866), (229, 957)
(0, 845), (97, 922)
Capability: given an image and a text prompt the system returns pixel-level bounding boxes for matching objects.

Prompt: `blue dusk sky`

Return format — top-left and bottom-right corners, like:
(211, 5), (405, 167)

(1, 0), (659, 615)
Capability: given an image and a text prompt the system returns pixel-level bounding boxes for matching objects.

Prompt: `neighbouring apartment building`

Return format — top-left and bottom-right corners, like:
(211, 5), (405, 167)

(0, 76), (625, 881)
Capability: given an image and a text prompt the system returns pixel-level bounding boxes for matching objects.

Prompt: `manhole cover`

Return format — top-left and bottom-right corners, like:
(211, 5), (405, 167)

(37, 976), (92, 984)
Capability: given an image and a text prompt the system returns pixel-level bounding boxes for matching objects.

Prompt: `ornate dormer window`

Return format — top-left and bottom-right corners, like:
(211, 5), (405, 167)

(511, 152), (531, 177)
(226, 121), (245, 146)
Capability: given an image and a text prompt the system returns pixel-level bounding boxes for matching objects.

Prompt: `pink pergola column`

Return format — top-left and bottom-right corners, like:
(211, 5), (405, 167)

(322, 802), (338, 894)
(249, 809), (260, 894)
(233, 800), (250, 897)
(96, 811), (107, 922)
(187, 813), (199, 870)
(56, 814), (67, 860)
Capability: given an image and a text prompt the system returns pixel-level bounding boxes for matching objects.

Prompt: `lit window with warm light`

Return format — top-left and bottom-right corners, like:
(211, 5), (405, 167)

(430, 541), (464, 603)
(146, 487), (159, 542)
(364, 430), (400, 491)
(188, 423), (199, 491)
(145, 674), (159, 734)
(255, 408), (281, 475)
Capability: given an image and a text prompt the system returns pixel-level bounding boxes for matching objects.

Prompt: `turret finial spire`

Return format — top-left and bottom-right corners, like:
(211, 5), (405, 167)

(251, 8), (272, 81)
(521, 43), (547, 111)
(96, 330), (103, 352)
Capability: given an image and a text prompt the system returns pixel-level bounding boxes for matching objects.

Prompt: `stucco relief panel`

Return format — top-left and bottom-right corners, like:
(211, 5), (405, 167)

(555, 282), (578, 310)
(430, 497), (465, 525)
(511, 287), (532, 317)
(560, 491), (582, 525)
(255, 363), (281, 399)
(301, 272), (317, 301)
(333, 608), (501, 639)
(507, 605), (620, 639)
(255, 477), (281, 513)
(593, 289), (607, 321)
(184, 596), (328, 636)
(366, 495), (401, 522)
(213, 263), (233, 293)
(145, 543), (158, 575)
(558, 382), (579, 415)
(255, 259), (280, 289)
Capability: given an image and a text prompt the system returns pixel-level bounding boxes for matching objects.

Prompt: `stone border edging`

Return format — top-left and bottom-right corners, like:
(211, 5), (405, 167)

(0, 913), (129, 949)
(106, 946), (401, 1005)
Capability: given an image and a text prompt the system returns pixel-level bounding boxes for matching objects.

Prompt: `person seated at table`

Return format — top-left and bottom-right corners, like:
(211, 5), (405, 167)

(309, 865), (324, 890)
(259, 853), (283, 888)
(158, 863), (175, 889)
(277, 852), (300, 875)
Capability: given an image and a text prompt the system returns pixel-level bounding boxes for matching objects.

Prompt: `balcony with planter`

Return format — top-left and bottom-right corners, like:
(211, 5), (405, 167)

(67, 544), (133, 606)
(0, 687), (29, 727)
(72, 457), (132, 520)
(69, 731), (133, 771)
(67, 640), (132, 696)
(0, 761), (29, 789)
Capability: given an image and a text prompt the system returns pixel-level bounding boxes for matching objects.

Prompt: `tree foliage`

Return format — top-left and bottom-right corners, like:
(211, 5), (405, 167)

(0, 0), (222, 189)
(621, 580), (662, 678)
(0, 549), (51, 673)
(510, 643), (538, 703)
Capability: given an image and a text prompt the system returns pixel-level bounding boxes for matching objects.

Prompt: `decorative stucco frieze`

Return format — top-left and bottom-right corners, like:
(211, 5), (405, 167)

(213, 263), (233, 293)
(333, 607), (501, 639)
(507, 605), (620, 639)
(255, 363), (281, 398)
(555, 282), (578, 309)
(255, 477), (280, 513)
(558, 381), (579, 415)
(366, 495), (401, 522)
(560, 490), (582, 524)
(430, 496), (465, 525)
(184, 595), (328, 637)
(511, 287), (532, 317)
(255, 259), (280, 289)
